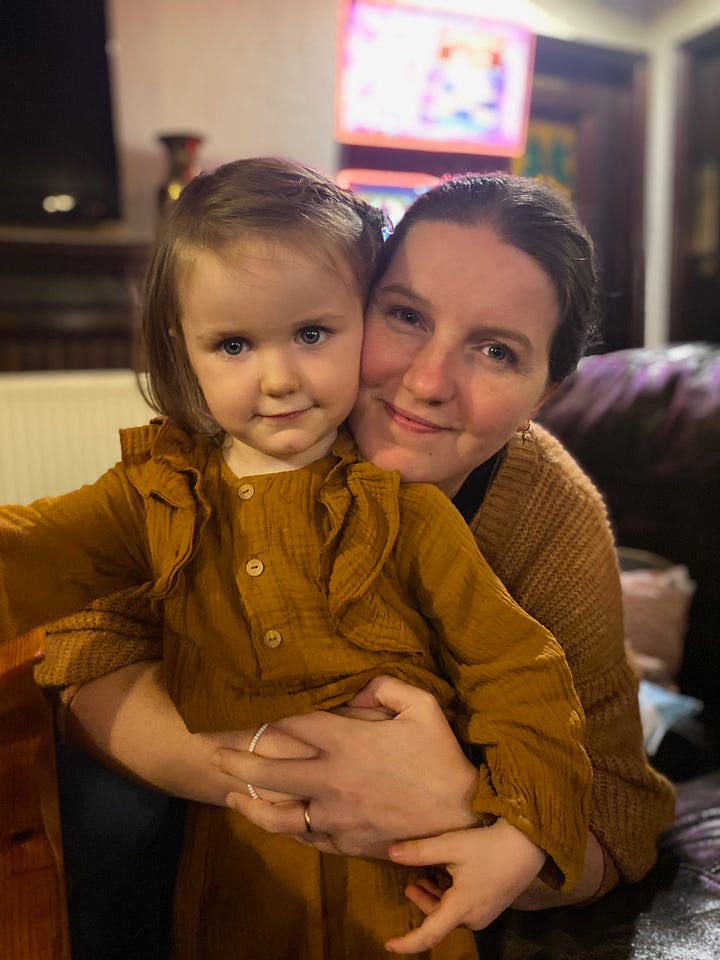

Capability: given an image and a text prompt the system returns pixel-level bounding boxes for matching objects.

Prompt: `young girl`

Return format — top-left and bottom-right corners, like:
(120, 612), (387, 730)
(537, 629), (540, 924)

(1, 158), (592, 960)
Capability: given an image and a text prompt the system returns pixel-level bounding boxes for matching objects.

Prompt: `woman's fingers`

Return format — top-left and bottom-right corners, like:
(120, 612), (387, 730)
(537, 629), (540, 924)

(345, 674), (437, 715)
(226, 793), (341, 855)
(226, 794), (311, 833)
(272, 709), (356, 749)
(213, 749), (325, 796)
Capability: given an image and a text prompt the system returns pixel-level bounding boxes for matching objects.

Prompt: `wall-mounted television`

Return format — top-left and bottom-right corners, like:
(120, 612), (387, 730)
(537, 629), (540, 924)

(336, 168), (438, 231)
(0, 0), (120, 224)
(334, 0), (536, 158)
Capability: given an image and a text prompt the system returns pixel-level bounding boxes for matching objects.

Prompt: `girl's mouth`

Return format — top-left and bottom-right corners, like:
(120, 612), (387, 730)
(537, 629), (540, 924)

(260, 408), (309, 421)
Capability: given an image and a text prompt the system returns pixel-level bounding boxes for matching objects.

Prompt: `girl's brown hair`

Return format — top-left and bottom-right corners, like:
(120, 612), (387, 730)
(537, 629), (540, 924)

(139, 156), (385, 436)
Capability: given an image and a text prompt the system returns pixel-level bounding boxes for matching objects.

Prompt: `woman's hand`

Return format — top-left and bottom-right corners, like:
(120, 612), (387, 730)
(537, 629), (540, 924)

(216, 675), (480, 859)
(383, 819), (547, 954)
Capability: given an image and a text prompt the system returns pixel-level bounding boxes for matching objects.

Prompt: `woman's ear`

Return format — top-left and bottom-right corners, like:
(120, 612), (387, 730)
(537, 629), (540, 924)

(517, 380), (562, 433)
(525, 380), (562, 425)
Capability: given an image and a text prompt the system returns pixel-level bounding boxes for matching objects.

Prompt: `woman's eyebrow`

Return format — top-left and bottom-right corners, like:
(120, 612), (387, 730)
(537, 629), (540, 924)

(470, 326), (534, 352)
(375, 282), (430, 308)
(377, 283), (535, 352)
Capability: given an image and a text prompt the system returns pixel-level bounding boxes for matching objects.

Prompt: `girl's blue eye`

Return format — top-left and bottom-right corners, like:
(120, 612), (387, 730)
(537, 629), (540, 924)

(297, 326), (327, 345)
(220, 338), (247, 356)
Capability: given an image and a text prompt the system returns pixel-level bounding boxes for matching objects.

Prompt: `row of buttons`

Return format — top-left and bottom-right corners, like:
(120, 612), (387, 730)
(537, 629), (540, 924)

(244, 556), (282, 648)
(237, 484), (280, 647)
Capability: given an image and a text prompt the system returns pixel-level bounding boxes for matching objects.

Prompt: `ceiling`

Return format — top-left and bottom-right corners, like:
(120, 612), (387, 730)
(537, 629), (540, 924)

(594, 0), (684, 19)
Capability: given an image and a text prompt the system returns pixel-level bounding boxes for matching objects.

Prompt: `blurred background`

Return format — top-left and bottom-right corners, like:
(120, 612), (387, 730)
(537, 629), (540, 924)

(0, 0), (718, 370)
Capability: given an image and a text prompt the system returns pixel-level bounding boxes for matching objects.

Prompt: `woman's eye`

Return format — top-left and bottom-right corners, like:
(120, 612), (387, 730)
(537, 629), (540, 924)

(220, 337), (247, 356)
(297, 326), (328, 346)
(482, 342), (516, 364)
(390, 307), (422, 327)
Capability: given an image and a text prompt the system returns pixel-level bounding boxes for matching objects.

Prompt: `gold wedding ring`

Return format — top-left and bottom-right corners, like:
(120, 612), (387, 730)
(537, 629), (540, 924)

(303, 802), (313, 834)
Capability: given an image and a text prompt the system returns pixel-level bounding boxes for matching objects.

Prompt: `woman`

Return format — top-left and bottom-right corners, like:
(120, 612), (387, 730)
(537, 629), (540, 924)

(47, 173), (674, 949)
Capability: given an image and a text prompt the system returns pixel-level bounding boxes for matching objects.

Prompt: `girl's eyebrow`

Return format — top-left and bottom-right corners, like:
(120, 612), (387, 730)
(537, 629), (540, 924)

(184, 326), (244, 344)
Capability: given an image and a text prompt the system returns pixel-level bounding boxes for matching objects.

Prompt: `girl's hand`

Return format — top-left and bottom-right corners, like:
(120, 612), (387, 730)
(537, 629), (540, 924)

(384, 820), (547, 955)
(217, 675), (480, 859)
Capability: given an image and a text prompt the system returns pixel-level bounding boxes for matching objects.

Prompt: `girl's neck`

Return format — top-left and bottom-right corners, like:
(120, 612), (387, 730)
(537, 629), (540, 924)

(222, 430), (338, 479)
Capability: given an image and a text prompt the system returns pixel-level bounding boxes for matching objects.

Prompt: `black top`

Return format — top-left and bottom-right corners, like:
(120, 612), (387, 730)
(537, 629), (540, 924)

(451, 449), (504, 524)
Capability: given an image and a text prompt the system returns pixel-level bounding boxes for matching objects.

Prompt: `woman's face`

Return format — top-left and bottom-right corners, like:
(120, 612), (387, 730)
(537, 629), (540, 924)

(350, 221), (561, 496)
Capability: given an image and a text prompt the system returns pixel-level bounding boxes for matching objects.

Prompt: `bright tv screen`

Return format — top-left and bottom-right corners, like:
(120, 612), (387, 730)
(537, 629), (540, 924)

(336, 168), (439, 231)
(335, 1), (536, 157)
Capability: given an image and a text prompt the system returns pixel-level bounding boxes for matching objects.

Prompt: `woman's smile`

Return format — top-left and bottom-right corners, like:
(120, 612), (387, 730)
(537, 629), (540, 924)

(381, 400), (452, 434)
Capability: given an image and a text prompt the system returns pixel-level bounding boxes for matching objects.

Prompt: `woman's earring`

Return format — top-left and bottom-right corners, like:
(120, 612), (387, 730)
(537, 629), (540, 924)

(518, 420), (532, 443)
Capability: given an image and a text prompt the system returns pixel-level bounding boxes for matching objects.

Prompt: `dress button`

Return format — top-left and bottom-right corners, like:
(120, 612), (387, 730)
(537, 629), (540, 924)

(245, 558), (264, 577)
(238, 483), (255, 500)
(263, 629), (283, 649)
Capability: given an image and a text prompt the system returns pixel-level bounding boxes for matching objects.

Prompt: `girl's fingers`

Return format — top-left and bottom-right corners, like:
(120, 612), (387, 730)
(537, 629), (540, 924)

(388, 832), (464, 867)
(385, 897), (463, 955)
(403, 882), (442, 916)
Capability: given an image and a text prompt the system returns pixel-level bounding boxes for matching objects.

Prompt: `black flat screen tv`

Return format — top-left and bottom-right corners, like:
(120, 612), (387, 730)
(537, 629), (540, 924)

(0, 0), (121, 224)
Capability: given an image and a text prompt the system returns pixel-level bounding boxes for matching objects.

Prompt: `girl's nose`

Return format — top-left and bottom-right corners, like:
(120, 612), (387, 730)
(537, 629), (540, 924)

(400, 342), (456, 404)
(259, 352), (300, 396)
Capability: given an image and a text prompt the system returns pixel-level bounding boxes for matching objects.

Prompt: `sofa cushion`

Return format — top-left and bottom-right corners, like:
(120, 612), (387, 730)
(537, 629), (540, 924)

(536, 344), (720, 750)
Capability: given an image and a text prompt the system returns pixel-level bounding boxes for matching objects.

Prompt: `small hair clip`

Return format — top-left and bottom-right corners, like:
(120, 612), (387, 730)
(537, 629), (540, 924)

(379, 209), (394, 241)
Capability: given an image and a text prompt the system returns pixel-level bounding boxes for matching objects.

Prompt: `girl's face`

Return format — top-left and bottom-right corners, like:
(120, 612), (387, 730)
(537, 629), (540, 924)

(181, 240), (364, 476)
(350, 221), (561, 496)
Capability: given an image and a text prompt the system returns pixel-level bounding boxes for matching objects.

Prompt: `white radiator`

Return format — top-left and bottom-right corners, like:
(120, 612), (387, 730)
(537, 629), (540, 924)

(0, 370), (155, 504)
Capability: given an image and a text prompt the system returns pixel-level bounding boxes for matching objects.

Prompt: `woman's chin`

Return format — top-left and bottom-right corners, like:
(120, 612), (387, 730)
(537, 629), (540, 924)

(360, 443), (441, 487)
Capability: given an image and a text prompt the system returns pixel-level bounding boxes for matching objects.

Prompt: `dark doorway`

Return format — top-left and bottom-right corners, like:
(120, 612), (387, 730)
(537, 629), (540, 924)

(524, 37), (647, 354)
(671, 26), (720, 345)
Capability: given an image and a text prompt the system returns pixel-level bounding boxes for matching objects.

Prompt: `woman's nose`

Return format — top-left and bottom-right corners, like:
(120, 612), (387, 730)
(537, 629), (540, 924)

(401, 343), (456, 404)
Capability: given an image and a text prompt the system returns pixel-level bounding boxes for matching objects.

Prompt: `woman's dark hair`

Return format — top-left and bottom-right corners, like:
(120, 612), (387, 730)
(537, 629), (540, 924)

(139, 156), (385, 436)
(380, 173), (601, 382)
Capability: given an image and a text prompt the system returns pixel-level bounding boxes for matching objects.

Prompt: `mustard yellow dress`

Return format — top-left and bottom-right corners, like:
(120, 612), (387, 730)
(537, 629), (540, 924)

(39, 422), (676, 909)
(1, 421), (593, 959)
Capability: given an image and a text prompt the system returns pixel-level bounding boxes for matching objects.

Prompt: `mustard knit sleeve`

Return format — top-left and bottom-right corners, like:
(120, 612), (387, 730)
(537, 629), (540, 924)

(35, 585), (162, 688)
(0, 469), (151, 647)
(473, 426), (675, 893)
(396, 484), (593, 891)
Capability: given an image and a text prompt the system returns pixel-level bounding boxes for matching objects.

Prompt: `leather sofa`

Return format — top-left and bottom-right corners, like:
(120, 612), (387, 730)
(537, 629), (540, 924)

(537, 343), (720, 760)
